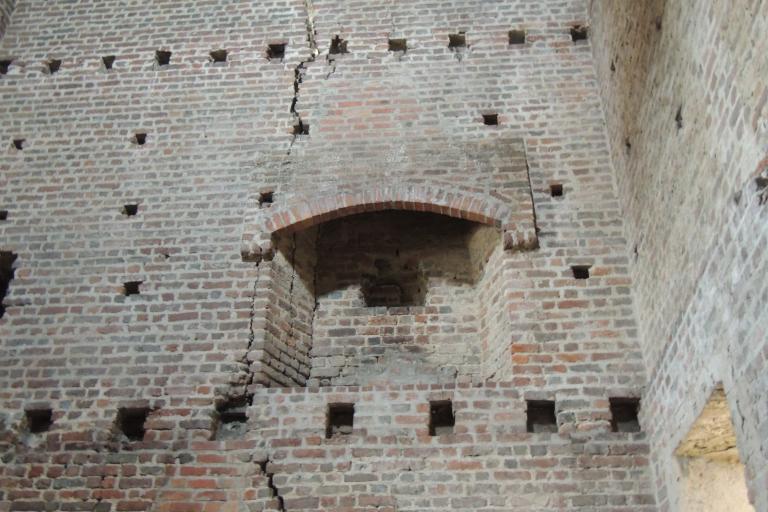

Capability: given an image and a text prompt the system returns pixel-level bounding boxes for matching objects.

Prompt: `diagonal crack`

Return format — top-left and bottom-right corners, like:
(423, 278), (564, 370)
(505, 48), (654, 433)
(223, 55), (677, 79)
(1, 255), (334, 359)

(288, 0), (318, 155)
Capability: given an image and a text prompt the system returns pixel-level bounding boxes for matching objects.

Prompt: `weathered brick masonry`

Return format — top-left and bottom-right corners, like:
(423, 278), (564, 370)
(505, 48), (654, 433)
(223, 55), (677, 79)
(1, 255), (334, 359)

(0, 0), (760, 511)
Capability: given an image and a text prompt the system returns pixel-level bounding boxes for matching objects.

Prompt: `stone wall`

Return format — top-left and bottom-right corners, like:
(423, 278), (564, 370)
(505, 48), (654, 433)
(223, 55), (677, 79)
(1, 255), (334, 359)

(589, 0), (768, 510)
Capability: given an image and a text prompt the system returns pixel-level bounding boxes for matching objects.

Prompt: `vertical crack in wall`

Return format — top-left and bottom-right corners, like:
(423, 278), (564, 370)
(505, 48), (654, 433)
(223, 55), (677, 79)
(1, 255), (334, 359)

(241, 259), (262, 401)
(522, 142), (541, 238)
(288, 0), (318, 155)
(259, 457), (286, 511)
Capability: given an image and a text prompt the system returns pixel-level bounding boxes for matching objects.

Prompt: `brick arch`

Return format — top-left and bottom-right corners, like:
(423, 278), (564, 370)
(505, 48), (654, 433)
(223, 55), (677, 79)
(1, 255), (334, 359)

(241, 183), (538, 261)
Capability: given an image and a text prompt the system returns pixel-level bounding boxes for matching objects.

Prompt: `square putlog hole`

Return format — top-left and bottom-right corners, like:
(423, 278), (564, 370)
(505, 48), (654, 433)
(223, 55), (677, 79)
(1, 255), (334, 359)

(123, 281), (142, 296)
(482, 113), (499, 126)
(610, 397), (641, 433)
(0, 59), (12, 75)
(570, 25), (588, 42)
(210, 49), (228, 63)
(429, 400), (455, 436)
(12, 139), (25, 150)
(0, 210), (7, 221)
(155, 50), (172, 66)
(526, 400), (557, 433)
(0, 251), (18, 320)
(258, 190), (274, 207)
(388, 38), (407, 53)
(448, 32), (467, 49)
(267, 43), (286, 61)
(293, 120), (310, 136)
(571, 265), (591, 280)
(133, 133), (147, 145)
(329, 36), (348, 55)
(215, 398), (248, 440)
(102, 55), (116, 69)
(122, 204), (139, 216)
(550, 184), (564, 197)
(26, 409), (53, 434)
(46, 59), (62, 74)
(326, 403), (354, 439)
(509, 29), (526, 45)
(117, 407), (150, 441)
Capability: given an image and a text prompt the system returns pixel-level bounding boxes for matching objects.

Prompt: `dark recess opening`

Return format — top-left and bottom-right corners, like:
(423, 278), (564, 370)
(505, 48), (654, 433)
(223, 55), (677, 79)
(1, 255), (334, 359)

(0, 59), (12, 75)
(47, 59), (62, 74)
(26, 409), (53, 434)
(625, 137), (632, 154)
(123, 281), (142, 296)
(388, 38), (407, 53)
(570, 25), (588, 42)
(102, 55), (116, 69)
(526, 400), (557, 433)
(675, 105), (683, 130)
(122, 204), (139, 216)
(429, 400), (455, 436)
(267, 43), (286, 60)
(571, 265), (591, 279)
(13, 139), (25, 150)
(293, 120), (310, 136)
(448, 32), (467, 49)
(210, 49), (228, 63)
(215, 397), (248, 440)
(482, 113), (499, 126)
(0, 210), (7, 221)
(259, 191), (274, 207)
(156, 50), (172, 66)
(117, 407), (150, 441)
(326, 403), (354, 438)
(329, 35), (348, 55)
(508, 30), (526, 45)
(550, 184), (564, 197)
(610, 397), (641, 432)
(0, 251), (18, 319)
(133, 133), (147, 145)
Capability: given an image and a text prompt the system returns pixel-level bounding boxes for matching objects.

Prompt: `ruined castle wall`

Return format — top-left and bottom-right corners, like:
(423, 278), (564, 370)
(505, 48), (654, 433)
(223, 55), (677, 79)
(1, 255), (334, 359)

(589, 0), (768, 509)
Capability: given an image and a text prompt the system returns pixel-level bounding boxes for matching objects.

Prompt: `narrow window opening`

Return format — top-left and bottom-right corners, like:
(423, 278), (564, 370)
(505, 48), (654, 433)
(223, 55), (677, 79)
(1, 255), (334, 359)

(155, 50), (172, 66)
(448, 32), (467, 49)
(46, 59), (62, 74)
(570, 25), (588, 42)
(482, 113), (499, 126)
(267, 43), (287, 61)
(625, 137), (632, 154)
(326, 403), (354, 439)
(508, 30), (526, 45)
(133, 133), (147, 146)
(571, 265), (591, 279)
(329, 36), (348, 55)
(122, 204), (139, 217)
(102, 56), (116, 69)
(25, 409), (53, 434)
(429, 400), (455, 436)
(117, 407), (150, 441)
(0, 251), (18, 319)
(0, 210), (7, 221)
(388, 38), (407, 53)
(550, 184), (564, 197)
(210, 49), (228, 63)
(215, 397), (248, 440)
(123, 281), (142, 296)
(0, 59), (12, 75)
(258, 191), (274, 207)
(293, 120), (310, 136)
(675, 105), (684, 130)
(609, 397), (641, 433)
(13, 139), (25, 150)
(526, 400), (557, 433)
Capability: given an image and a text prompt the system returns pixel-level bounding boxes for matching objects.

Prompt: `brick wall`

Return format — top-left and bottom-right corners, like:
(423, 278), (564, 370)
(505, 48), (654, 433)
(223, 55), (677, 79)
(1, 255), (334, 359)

(0, 0), (656, 509)
(0, 0), (13, 40)
(589, 0), (768, 510)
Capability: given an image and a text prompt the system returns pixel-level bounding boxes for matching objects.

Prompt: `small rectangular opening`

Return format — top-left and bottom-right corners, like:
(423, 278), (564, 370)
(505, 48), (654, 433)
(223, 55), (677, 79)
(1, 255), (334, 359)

(0, 251), (18, 319)
(482, 113), (499, 126)
(526, 400), (557, 433)
(47, 59), (62, 74)
(133, 133), (147, 146)
(448, 33), (467, 49)
(122, 204), (139, 217)
(326, 403), (354, 439)
(117, 407), (150, 441)
(102, 56), (116, 69)
(123, 281), (142, 296)
(570, 25), (588, 42)
(215, 397), (248, 440)
(610, 397), (641, 433)
(258, 191), (274, 207)
(329, 36), (348, 55)
(571, 265), (591, 280)
(13, 139), (25, 150)
(210, 49), (228, 63)
(509, 30), (526, 45)
(388, 38), (407, 53)
(293, 120), (310, 136)
(26, 409), (53, 434)
(156, 50), (172, 66)
(429, 400), (455, 436)
(550, 184), (564, 197)
(0, 210), (7, 221)
(0, 59), (12, 75)
(267, 43), (287, 60)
